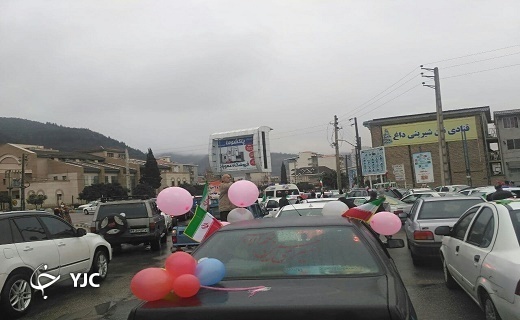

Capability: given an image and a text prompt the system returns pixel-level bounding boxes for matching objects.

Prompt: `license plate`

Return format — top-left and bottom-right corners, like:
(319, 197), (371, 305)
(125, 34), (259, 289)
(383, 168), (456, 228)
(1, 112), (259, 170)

(129, 228), (149, 233)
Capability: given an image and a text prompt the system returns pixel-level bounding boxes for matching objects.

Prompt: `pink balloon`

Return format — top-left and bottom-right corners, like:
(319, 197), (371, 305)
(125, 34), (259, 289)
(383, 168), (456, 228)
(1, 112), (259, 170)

(369, 211), (402, 236)
(228, 180), (259, 207)
(157, 187), (193, 216)
(131, 268), (174, 301)
(172, 274), (200, 298)
(165, 251), (197, 280)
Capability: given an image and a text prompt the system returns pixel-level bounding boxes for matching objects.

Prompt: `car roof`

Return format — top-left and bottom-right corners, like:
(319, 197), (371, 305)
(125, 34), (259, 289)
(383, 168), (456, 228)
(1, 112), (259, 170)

(280, 202), (328, 210)
(420, 196), (483, 202)
(0, 211), (47, 218)
(221, 216), (357, 230)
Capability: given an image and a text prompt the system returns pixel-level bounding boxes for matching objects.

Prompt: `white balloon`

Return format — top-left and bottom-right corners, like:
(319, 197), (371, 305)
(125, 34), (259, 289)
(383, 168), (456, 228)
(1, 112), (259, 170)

(227, 208), (254, 223)
(321, 201), (348, 217)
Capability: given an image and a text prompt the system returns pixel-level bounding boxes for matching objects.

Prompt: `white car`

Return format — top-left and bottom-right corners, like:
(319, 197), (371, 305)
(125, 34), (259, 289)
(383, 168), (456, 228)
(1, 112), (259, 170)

(77, 200), (98, 210)
(274, 202), (327, 218)
(81, 201), (99, 215)
(0, 211), (112, 318)
(436, 201), (520, 320)
(161, 212), (173, 232)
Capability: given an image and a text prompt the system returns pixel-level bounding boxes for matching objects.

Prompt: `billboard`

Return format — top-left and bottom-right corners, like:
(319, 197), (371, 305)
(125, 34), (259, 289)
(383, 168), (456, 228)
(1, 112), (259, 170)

(413, 152), (434, 183)
(209, 126), (272, 174)
(382, 116), (478, 147)
(360, 147), (387, 176)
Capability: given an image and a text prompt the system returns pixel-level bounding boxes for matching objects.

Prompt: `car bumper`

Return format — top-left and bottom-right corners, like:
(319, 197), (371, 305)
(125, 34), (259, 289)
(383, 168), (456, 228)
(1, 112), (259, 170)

(493, 294), (520, 320)
(103, 233), (158, 245)
(409, 241), (441, 258)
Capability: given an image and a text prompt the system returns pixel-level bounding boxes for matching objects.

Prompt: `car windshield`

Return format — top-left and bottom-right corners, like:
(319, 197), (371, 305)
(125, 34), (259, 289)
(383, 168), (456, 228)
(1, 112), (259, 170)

(510, 209), (520, 246)
(193, 226), (381, 278)
(277, 208), (323, 217)
(418, 199), (483, 219)
(96, 203), (148, 220)
(275, 189), (299, 197)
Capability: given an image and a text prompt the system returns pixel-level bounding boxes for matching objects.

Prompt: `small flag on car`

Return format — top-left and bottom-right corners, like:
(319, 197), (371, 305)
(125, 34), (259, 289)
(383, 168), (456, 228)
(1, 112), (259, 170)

(342, 197), (385, 221)
(184, 206), (222, 243)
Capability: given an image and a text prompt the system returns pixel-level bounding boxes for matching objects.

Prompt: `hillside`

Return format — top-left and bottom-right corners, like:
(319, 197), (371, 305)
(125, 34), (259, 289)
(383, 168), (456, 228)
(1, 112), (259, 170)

(0, 118), (295, 176)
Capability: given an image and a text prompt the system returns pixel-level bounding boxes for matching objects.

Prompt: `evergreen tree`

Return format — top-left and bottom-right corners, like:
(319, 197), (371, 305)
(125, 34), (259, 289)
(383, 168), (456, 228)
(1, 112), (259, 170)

(26, 194), (47, 209)
(79, 183), (129, 201)
(139, 148), (162, 189)
(133, 183), (156, 198)
(280, 163), (288, 184)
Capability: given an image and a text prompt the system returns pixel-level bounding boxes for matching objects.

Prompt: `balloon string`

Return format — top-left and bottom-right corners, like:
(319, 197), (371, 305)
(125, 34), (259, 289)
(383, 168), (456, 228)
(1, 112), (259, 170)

(200, 285), (271, 297)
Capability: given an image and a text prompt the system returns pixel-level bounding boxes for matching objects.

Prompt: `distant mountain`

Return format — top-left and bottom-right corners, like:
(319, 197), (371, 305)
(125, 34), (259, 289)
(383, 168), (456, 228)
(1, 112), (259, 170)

(0, 118), (296, 176)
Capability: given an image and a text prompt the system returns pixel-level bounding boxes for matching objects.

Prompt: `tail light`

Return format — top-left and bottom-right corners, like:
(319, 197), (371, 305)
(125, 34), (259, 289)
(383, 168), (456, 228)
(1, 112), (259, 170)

(149, 221), (156, 231)
(171, 230), (178, 244)
(414, 230), (434, 240)
(515, 280), (520, 296)
(394, 210), (403, 215)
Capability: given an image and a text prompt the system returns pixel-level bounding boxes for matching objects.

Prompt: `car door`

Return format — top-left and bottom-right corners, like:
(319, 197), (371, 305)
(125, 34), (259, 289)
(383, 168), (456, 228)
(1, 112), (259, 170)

(457, 206), (496, 298)
(404, 201), (421, 241)
(443, 207), (479, 283)
(10, 216), (60, 278)
(39, 215), (91, 277)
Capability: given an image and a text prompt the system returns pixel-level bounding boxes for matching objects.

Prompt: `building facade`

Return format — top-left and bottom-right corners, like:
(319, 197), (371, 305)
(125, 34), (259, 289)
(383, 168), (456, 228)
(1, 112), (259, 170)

(494, 109), (520, 185)
(285, 151), (346, 186)
(363, 106), (504, 188)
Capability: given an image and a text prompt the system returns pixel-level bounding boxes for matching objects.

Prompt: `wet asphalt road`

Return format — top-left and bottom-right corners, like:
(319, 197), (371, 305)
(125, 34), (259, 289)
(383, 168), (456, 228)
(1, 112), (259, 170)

(22, 211), (485, 320)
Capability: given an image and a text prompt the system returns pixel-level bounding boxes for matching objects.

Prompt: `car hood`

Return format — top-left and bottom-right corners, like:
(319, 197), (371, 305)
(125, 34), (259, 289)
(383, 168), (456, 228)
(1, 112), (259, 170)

(130, 276), (396, 320)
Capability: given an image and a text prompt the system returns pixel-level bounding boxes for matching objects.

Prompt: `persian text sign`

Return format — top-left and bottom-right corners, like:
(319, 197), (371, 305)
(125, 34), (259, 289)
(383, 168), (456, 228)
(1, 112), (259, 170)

(360, 147), (387, 176)
(382, 117), (477, 147)
(218, 135), (256, 171)
(392, 164), (406, 181)
(413, 152), (434, 183)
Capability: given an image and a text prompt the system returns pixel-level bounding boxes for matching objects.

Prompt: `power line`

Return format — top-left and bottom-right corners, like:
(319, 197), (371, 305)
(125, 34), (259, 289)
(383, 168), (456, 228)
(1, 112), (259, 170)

(443, 51), (520, 69)
(355, 84), (421, 119)
(424, 44), (520, 65)
(442, 63), (520, 79)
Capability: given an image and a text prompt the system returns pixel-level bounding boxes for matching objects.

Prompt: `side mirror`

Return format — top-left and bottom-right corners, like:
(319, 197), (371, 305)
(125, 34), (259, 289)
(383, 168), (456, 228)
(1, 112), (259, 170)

(76, 228), (87, 237)
(435, 226), (451, 236)
(385, 238), (405, 248)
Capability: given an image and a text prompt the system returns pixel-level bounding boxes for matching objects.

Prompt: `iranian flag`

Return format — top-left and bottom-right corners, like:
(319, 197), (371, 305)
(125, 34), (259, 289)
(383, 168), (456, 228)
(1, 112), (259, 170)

(342, 197), (386, 221)
(199, 182), (210, 212)
(184, 206), (222, 242)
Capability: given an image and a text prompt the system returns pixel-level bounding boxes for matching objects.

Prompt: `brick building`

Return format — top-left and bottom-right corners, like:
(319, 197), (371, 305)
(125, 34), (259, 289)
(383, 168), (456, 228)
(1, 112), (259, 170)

(494, 109), (520, 184)
(363, 106), (504, 188)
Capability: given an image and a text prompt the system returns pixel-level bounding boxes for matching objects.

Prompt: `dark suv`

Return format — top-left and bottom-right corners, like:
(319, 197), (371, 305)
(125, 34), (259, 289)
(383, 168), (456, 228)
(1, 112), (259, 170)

(90, 198), (167, 251)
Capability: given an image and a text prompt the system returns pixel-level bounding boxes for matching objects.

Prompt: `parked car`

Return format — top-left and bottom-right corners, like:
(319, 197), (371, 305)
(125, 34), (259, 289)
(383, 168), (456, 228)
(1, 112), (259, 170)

(384, 196), (413, 224)
(129, 217), (417, 320)
(81, 200), (99, 215)
(0, 211), (112, 318)
(436, 201), (520, 320)
(434, 185), (471, 192)
(171, 202), (267, 251)
(90, 197), (167, 251)
(274, 202), (327, 218)
(404, 196), (485, 265)
(399, 191), (462, 204)
(77, 200), (99, 211)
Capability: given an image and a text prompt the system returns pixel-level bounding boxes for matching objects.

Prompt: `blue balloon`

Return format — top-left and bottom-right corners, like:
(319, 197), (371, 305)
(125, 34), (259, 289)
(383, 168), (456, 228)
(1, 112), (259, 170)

(195, 258), (226, 286)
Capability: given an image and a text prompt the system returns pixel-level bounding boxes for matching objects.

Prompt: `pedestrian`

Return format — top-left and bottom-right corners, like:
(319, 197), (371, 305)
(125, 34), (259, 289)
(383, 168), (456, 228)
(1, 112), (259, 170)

(491, 183), (514, 201)
(53, 207), (63, 218)
(218, 174), (236, 222)
(278, 191), (290, 208)
(61, 204), (73, 224)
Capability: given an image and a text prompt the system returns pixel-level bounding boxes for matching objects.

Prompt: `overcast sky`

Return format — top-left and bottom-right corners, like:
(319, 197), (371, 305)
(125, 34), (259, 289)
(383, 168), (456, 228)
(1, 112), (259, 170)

(1, 1), (519, 157)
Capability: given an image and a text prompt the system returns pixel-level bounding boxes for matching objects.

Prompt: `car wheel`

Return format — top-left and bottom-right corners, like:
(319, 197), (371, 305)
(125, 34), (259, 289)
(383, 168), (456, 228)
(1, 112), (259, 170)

(90, 249), (109, 282)
(0, 272), (33, 319)
(150, 237), (161, 251)
(84, 209), (89, 215)
(482, 292), (502, 320)
(442, 257), (457, 289)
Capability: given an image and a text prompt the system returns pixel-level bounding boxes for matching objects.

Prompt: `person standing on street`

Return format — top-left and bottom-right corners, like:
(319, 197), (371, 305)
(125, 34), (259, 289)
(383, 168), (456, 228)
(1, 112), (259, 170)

(218, 174), (236, 222)
(278, 190), (290, 208)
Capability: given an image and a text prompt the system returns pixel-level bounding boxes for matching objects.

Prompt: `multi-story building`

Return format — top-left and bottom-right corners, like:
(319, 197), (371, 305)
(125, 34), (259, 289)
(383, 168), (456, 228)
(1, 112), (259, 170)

(363, 106), (504, 188)
(494, 109), (520, 185)
(285, 151), (346, 186)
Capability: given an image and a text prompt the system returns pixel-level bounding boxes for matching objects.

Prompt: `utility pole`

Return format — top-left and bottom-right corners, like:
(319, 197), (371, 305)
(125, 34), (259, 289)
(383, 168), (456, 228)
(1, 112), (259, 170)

(5, 170), (13, 211)
(461, 129), (472, 186)
(345, 154), (350, 192)
(350, 117), (363, 187)
(125, 148), (131, 194)
(422, 66), (451, 186)
(333, 115), (342, 190)
(21, 154), (27, 211)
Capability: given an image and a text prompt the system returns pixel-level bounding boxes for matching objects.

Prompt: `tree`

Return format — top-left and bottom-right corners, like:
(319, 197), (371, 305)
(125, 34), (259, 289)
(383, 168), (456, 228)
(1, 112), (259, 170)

(0, 193), (12, 211)
(139, 148), (162, 189)
(280, 163), (288, 184)
(133, 183), (156, 198)
(79, 183), (129, 201)
(26, 194), (47, 209)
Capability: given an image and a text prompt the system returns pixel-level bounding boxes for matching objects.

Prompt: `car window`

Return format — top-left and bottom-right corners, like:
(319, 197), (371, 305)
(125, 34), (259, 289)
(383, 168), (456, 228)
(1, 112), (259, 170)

(39, 216), (76, 239)
(0, 219), (13, 245)
(409, 201), (420, 220)
(418, 199), (483, 219)
(266, 200), (279, 209)
(466, 207), (494, 248)
(277, 208), (323, 217)
(510, 209), (520, 246)
(193, 226), (381, 278)
(403, 195), (417, 203)
(452, 208), (479, 240)
(12, 216), (48, 242)
(96, 202), (148, 220)
(150, 201), (161, 215)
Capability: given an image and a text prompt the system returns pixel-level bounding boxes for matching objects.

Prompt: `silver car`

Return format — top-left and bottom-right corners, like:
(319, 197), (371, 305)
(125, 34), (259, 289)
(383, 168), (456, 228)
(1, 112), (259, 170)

(404, 196), (484, 265)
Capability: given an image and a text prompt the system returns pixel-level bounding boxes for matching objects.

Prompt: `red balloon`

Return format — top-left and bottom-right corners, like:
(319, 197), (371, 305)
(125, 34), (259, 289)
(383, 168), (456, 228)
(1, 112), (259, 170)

(172, 274), (200, 298)
(165, 251), (197, 280)
(131, 268), (174, 301)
